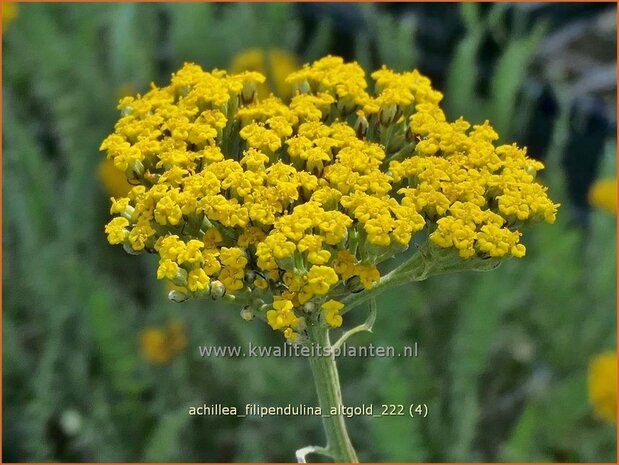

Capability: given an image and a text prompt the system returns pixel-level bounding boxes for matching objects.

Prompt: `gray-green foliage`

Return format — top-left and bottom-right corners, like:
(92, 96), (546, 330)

(445, 4), (547, 140)
(354, 4), (417, 72)
(3, 3), (616, 462)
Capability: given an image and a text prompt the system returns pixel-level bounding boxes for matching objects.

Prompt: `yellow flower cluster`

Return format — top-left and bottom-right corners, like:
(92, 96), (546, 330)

(322, 300), (344, 328)
(139, 321), (187, 365)
(102, 56), (558, 339)
(588, 351), (617, 423)
(391, 117), (556, 259)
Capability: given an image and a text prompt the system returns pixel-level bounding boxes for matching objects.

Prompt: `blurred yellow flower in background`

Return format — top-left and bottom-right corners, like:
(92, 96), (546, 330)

(98, 84), (140, 198)
(230, 48), (298, 100)
(139, 320), (187, 365)
(2, 2), (18, 29)
(588, 351), (617, 423)
(588, 178), (617, 215)
(98, 158), (133, 198)
(115, 83), (137, 101)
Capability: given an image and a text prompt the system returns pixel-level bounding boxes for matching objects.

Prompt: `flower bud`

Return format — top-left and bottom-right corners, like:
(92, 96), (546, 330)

(123, 240), (142, 255)
(354, 114), (368, 138)
(259, 303), (271, 313)
(295, 79), (311, 94)
(302, 302), (316, 314)
(241, 81), (257, 105)
(120, 106), (134, 117)
(240, 307), (254, 321)
(244, 270), (256, 284)
(168, 289), (188, 303)
(128, 159), (145, 178)
(210, 280), (227, 300)
(226, 94), (239, 117)
(171, 268), (188, 287)
(405, 125), (416, 143)
(379, 104), (398, 126)
(344, 275), (364, 293)
(336, 96), (357, 116)
(120, 205), (135, 221)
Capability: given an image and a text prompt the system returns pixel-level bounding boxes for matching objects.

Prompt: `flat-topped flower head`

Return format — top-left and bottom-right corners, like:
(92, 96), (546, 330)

(102, 57), (559, 340)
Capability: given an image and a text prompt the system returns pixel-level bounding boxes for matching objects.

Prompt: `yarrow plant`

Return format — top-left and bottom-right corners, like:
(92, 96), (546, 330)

(101, 56), (558, 462)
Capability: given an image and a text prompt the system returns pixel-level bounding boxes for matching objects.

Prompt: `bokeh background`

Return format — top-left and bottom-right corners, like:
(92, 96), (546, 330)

(3, 2), (617, 462)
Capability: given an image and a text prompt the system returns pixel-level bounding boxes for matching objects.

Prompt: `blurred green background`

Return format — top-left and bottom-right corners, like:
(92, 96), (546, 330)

(3, 2), (617, 462)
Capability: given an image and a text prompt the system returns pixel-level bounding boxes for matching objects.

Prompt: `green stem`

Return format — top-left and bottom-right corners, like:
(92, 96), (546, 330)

(306, 324), (359, 463)
(340, 246), (502, 315)
(341, 250), (429, 315)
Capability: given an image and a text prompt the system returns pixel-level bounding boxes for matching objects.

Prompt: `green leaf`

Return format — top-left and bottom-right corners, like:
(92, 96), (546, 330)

(501, 372), (589, 460)
(486, 22), (547, 139)
(108, 3), (157, 86)
(444, 30), (484, 122)
(354, 30), (373, 75)
(499, 402), (546, 461)
(375, 14), (417, 71)
(541, 373), (589, 447)
(143, 406), (193, 462)
(304, 19), (334, 63)
(448, 265), (525, 460)
(460, 3), (483, 34)
(367, 360), (428, 461)
(87, 289), (142, 396)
